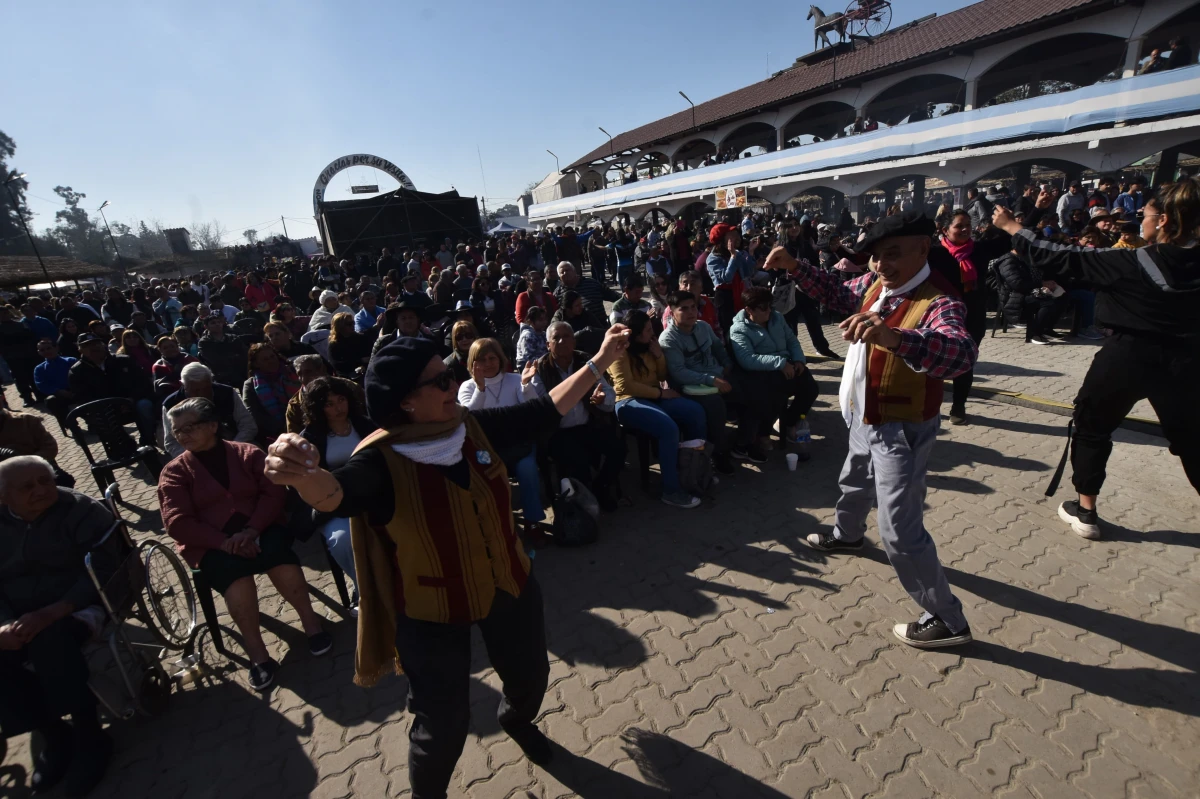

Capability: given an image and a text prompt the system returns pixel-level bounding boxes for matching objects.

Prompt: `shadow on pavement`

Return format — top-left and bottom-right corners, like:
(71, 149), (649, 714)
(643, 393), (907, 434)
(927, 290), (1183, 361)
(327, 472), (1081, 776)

(1100, 523), (1199, 549)
(926, 473), (995, 494)
(540, 727), (789, 798)
(930, 440), (1050, 473)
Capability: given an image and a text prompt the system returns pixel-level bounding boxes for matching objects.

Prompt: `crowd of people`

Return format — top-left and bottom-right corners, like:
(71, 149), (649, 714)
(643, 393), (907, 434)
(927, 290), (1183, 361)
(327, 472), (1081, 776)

(0, 167), (1196, 798)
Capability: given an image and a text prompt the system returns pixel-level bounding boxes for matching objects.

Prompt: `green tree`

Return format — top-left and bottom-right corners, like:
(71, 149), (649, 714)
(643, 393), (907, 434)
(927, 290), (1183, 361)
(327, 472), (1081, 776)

(48, 186), (109, 263)
(0, 130), (34, 256)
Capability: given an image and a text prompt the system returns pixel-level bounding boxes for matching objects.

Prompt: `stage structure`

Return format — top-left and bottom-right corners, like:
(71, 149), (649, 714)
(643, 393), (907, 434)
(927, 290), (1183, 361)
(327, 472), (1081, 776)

(312, 153), (482, 256)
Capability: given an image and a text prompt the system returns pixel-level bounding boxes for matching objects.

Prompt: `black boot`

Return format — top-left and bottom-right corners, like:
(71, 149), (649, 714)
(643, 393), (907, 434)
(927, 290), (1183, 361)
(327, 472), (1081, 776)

(64, 718), (111, 798)
(30, 718), (73, 795)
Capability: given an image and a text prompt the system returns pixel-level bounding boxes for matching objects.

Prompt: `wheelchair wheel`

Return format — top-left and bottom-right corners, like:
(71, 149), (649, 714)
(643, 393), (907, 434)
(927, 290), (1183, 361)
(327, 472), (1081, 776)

(141, 542), (197, 650)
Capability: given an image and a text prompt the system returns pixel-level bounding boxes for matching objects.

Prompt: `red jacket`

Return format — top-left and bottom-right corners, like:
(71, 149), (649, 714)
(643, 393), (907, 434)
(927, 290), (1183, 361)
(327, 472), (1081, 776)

(244, 282), (279, 311)
(515, 290), (558, 324)
(157, 441), (285, 567)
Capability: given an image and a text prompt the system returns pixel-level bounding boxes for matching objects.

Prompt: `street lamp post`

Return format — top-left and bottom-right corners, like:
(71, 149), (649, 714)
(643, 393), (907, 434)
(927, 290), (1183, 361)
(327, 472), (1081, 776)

(679, 91), (697, 131)
(3, 172), (54, 288)
(598, 127), (614, 158)
(96, 200), (130, 286)
(546, 149), (560, 174)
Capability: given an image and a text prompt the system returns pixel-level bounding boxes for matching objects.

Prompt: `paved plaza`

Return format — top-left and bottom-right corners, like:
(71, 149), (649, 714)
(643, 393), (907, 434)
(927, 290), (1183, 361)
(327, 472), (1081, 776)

(1, 326), (1197, 799)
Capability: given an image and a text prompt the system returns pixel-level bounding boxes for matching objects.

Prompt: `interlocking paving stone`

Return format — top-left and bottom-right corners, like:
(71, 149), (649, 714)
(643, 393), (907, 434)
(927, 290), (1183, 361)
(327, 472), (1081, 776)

(1, 322), (1197, 798)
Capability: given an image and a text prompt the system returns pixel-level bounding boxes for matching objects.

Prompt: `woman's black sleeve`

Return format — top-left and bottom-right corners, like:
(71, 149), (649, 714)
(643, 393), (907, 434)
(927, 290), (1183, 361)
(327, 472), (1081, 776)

(473, 395), (562, 452)
(330, 447), (394, 524)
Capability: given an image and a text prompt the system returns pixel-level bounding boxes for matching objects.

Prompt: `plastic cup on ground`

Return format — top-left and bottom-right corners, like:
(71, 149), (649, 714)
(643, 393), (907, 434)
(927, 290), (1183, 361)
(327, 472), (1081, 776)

(786, 453), (799, 471)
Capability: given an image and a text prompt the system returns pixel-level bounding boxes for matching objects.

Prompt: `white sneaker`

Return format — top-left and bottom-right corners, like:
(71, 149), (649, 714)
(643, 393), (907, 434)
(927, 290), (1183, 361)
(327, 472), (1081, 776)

(1078, 326), (1105, 340)
(662, 492), (701, 509)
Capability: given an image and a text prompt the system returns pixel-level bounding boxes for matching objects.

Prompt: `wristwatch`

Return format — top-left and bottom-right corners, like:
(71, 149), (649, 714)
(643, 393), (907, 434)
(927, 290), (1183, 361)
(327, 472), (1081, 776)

(585, 359), (603, 382)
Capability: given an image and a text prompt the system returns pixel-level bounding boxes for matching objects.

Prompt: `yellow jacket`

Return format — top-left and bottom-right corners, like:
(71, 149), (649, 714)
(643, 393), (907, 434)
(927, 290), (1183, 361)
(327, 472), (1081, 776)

(608, 349), (667, 402)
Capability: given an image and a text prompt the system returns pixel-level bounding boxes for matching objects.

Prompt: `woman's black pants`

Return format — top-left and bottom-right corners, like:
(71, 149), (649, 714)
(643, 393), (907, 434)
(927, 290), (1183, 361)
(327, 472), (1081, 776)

(0, 617), (94, 738)
(1071, 332), (1200, 496)
(786, 292), (832, 353)
(951, 289), (988, 411)
(395, 576), (549, 799)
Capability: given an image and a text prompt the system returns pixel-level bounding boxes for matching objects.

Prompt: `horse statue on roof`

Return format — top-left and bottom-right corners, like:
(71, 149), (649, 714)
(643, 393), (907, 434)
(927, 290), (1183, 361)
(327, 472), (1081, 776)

(807, 5), (847, 50)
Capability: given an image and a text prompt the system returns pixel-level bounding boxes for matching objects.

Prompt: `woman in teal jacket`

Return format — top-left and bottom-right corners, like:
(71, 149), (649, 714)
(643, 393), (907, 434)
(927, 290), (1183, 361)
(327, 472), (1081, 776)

(729, 286), (819, 460)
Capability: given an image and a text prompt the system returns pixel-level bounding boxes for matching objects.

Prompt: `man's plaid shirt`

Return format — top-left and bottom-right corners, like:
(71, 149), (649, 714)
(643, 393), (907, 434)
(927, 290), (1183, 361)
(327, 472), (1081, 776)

(793, 262), (977, 380)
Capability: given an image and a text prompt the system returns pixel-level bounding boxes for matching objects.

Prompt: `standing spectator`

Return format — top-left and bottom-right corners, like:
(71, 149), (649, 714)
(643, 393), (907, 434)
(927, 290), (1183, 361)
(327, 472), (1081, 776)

(1114, 177), (1145, 218)
(706, 223), (759, 334)
(19, 305), (57, 344)
(33, 339), (76, 422)
(54, 295), (98, 331)
(554, 262), (618, 323)
(150, 335), (198, 399)
(244, 271), (279, 312)
(0, 306), (40, 405)
(1056, 180), (1087, 228)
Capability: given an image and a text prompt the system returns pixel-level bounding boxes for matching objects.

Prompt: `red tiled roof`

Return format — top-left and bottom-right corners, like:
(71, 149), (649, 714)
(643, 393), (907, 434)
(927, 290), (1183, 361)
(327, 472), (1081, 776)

(567, 0), (1104, 170)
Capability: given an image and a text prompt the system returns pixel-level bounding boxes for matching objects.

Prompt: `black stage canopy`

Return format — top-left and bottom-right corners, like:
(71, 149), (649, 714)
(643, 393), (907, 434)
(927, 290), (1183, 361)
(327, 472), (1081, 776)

(319, 187), (482, 257)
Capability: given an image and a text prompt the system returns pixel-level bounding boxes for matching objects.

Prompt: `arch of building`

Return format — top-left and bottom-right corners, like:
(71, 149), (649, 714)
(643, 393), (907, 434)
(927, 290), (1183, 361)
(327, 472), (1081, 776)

(861, 74), (967, 126)
(779, 101), (858, 148)
(975, 32), (1128, 108)
(634, 151), (672, 180)
(668, 139), (719, 170)
(715, 121), (777, 156)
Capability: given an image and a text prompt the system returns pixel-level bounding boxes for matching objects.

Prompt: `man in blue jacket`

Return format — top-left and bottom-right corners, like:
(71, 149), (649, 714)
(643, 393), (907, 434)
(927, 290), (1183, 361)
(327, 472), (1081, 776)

(728, 285), (819, 462)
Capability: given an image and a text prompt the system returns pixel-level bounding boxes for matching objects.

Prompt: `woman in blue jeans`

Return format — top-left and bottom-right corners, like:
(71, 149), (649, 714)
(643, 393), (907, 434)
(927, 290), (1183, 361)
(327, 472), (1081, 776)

(607, 311), (706, 509)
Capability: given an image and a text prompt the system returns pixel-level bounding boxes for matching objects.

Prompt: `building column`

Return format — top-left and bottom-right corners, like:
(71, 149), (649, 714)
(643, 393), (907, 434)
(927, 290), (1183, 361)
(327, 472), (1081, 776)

(1154, 147), (1181, 186)
(913, 177), (926, 212)
(1122, 36), (1146, 79)
(1012, 164), (1032, 191)
(848, 193), (866, 223)
(963, 80), (978, 112)
(776, 127), (786, 151)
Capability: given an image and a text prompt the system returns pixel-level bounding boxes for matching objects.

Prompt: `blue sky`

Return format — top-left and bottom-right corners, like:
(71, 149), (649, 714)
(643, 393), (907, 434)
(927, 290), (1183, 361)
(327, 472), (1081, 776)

(6, 0), (959, 243)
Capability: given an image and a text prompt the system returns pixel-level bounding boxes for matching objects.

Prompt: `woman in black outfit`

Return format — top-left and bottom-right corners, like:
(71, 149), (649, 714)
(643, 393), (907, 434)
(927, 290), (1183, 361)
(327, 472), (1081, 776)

(57, 318), (81, 360)
(263, 325), (632, 799)
(992, 181), (1200, 540)
(781, 218), (837, 358)
(936, 209), (1011, 425)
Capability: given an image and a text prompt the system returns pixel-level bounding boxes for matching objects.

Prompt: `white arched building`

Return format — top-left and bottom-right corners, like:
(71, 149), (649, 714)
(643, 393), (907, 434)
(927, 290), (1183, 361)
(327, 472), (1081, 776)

(529, 0), (1200, 227)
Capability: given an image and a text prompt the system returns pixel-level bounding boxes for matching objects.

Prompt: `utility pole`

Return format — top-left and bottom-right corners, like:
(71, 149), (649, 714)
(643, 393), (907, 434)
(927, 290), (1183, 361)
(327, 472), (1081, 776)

(96, 200), (129, 286)
(280, 216), (289, 239)
(3, 172), (54, 288)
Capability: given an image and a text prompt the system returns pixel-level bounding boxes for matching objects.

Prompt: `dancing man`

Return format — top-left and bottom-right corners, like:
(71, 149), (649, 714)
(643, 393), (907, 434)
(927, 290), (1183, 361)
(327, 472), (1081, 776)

(764, 210), (978, 648)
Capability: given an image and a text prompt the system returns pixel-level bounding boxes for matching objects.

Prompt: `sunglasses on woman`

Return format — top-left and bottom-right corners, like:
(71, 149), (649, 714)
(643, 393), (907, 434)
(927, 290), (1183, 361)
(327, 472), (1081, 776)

(415, 367), (457, 392)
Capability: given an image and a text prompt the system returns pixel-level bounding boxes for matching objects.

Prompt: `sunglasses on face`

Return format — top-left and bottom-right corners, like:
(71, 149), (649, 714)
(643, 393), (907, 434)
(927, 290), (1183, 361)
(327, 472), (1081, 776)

(415, 367), (457, 392)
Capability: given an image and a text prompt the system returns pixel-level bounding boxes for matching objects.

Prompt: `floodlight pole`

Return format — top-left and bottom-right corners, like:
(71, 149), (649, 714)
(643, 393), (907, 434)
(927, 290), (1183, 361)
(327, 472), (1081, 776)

(3, 172), (54, 288)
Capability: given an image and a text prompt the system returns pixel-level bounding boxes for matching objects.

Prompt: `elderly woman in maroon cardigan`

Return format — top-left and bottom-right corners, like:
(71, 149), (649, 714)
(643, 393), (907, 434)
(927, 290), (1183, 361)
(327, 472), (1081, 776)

(157, 396), (330, 691)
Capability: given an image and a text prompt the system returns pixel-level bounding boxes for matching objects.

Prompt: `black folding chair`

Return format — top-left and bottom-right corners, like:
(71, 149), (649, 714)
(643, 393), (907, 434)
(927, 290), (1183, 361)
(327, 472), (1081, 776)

(66, 398), (163, 497)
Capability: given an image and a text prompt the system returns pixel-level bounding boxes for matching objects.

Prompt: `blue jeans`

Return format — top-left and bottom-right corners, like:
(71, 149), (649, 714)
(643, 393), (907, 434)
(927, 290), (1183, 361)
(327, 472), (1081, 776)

(319, 517), (357, 585)
(133, 397), (157, 444)
(617, 262), (633, 287)
(615, 396), (706, 494)
(507, 449), (545, 524)
(1070, 289), (1095, 330)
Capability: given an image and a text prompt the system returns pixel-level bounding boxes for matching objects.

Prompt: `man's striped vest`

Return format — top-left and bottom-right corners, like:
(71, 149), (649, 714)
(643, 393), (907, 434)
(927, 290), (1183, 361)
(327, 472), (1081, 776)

(860, 277), (947, 425)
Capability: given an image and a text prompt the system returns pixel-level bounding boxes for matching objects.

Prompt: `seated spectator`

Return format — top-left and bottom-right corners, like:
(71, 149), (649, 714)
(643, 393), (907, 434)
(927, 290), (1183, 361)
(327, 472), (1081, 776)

(647, 274), (672, 325)
(197, 312), (249, 388)
(68, 333), (157, 447)
(515, 305), (549, 369)
(128, 310), (164, 343)
(353, 291), (383, 335)
(298, 377), (375, 607)
(327, 312), (372, 379)
(270, 303), (309, 340)
(607, 311), (706, 509)
(494, 276), (518, 331)
(33, 338), (77, 423)
(173, 324), (199, 357)
(54, 294), (99, 332)
(551, 290), (602, 333)
(529, 321), (622, 509)
(1112, 221), (1147, 249)
(308, 290), (353, 332)
(0, 456), (120, 795)
(158, 398), (331, 690)
(56, 318), (82, 360)
(0, 393), (73, 487)
(150, 334), (198, 400)
(162, 363), (257, 459)
(555, 261), (618, 321)
(264, 320), (317, 362)
(456, 338), (544, 536)
(116, 329), (158, 379)
(19, 303), (57, 344)
(729, 286), (818, 458)
(153, 286), (183, 330)
(443, 320), (477, 383)
(659, 291), (741, 474)
(663, 271), (721, 338)
(234, 298), (267, 327)
(242, 343), (301, 445)
(609, 275), (651, 325)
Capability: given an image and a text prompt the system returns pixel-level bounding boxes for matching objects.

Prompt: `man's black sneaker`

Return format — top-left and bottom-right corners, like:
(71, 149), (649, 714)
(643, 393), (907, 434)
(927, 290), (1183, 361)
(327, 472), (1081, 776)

(30, 720), (72, 794)
(893, 615), (973, 649)
(732, 446), (767, 464)
(249, 658), (279, 691)
(1058, 500), (1101, 539)
(714, 453), (735, 475)
(64, 729), (111, 798)
(308, 631), (333, 657)
(504, 723), (554, 766)
(805, 532), (863, 552)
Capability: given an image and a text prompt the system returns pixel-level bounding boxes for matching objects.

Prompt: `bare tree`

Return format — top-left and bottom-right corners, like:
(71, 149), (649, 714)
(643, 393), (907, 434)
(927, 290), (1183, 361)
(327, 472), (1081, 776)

(243, 228), (258, 244)
(191, 218), (229, 250)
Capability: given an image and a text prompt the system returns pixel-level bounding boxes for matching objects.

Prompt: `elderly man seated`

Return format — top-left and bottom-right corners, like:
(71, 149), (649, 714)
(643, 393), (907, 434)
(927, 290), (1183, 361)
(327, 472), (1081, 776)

(554, 261), (618, 323)
(0, 456), (122, 796)
(729, 285), (819, 462)
(161, 362), (258, 459)
(157, 398), (330, 691)
(529, 321), (623, 510)
(658, 290), (749, 475)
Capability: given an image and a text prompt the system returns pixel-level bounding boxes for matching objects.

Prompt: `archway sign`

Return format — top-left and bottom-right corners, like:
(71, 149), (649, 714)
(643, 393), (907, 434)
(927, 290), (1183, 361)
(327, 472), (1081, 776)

(312, 154), (416, 218)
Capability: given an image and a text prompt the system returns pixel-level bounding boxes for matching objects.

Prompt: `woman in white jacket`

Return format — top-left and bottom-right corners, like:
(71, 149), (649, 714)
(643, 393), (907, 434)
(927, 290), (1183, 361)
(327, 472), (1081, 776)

(456, 337), (545, 538)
